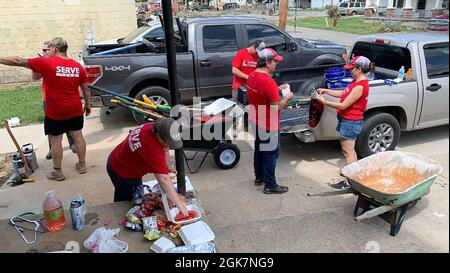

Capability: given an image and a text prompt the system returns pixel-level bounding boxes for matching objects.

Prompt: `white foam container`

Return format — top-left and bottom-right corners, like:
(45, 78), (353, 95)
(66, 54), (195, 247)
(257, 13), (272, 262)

(162, 192), (201, 225)
(151, 237), (176, 253)
(179, 221), (215, 246)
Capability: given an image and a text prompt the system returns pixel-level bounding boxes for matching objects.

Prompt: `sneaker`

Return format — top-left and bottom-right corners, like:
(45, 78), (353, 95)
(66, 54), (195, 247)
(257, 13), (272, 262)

(46, 151), (52, 160)
(254, 179), (264, 186)
(329, 180), (351, 190)
(75, 162), (87, 174)
(47, 169), (65, 181)
(70, 144), (77, 153)
(263, 184), (289, 194)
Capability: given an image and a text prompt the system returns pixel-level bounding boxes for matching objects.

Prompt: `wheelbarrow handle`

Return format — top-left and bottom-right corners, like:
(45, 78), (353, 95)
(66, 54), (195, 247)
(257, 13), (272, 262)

(307, 188), (355, 197)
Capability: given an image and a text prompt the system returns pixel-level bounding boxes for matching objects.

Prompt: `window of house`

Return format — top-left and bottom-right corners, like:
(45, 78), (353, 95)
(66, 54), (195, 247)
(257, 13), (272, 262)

(203, 25), (238, 52)
(246, 24), (288, 52)
(424, 43), (449, 78)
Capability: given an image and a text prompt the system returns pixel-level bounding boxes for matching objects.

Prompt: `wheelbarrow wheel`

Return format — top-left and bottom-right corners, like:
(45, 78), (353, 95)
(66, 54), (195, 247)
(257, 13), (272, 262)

(213, 143), (240, 169)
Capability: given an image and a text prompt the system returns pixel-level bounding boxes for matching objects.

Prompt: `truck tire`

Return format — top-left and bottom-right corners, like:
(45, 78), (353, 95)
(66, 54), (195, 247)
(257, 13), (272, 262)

(132, 86), (171, 124)
(351, 11), (357, 16)
(355, 112), (400, 158)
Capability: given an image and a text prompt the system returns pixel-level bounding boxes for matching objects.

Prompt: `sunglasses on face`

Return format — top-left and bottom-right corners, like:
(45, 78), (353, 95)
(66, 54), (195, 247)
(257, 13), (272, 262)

(42, 48), (50, 52)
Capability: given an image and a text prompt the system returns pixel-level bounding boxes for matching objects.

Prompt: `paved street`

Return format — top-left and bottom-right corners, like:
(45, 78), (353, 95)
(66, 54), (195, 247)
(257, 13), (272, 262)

(0, 107), (448, 252)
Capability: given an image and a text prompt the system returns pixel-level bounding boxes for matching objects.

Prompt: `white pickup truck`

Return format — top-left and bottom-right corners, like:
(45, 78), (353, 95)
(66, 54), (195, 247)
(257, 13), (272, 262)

(296, 32), (449, 157)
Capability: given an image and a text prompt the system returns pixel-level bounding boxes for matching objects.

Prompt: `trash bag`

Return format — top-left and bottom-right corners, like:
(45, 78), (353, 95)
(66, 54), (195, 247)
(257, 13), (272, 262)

(83, 227), (128, 253)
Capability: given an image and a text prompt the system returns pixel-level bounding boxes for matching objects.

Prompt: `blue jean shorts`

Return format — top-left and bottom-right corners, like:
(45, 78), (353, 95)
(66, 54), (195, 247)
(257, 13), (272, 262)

(336, 116), (363, 140)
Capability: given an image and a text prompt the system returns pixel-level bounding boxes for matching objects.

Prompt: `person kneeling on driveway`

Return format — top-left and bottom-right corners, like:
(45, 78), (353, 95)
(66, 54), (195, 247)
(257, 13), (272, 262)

(106, 118), (188, 216)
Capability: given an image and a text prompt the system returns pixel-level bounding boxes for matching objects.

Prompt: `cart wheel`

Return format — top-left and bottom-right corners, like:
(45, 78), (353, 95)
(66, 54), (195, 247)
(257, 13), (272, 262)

(213, 143), (240, 169)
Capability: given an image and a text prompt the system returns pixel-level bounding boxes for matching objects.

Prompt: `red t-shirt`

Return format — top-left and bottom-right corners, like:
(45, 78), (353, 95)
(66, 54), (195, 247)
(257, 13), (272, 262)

(337, 79), (369, 120)
(231, 48), (259, 91)
(109, 123), (169, 179)
(28, 56), (88, 120)
(246, 71), (280, 132)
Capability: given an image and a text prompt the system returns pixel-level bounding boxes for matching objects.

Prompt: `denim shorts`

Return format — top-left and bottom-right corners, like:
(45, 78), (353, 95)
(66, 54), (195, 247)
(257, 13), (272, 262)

(336, 116), (363, 140)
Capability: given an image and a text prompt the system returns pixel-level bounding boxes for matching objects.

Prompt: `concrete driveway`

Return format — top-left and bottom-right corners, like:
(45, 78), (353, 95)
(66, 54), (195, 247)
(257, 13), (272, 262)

(0, 107), (448, 252)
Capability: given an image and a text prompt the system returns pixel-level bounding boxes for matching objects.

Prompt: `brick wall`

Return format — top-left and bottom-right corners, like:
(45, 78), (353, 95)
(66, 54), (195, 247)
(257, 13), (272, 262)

(0, 0), (137, 84)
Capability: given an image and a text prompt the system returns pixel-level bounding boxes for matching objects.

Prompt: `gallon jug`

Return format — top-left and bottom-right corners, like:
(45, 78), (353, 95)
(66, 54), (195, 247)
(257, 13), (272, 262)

(22, 143), (38, 173)
(43, 190), (65, 232)
(397, 66), (405, 81)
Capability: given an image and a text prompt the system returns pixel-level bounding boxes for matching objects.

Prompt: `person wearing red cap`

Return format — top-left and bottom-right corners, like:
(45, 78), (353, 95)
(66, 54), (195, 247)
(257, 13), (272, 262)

(246, 48), (293, 194)
(315, 56), (375, 190)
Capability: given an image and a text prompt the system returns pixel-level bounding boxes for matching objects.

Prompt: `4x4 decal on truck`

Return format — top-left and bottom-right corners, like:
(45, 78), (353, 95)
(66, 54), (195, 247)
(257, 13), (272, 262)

(104, 65), (131, 72)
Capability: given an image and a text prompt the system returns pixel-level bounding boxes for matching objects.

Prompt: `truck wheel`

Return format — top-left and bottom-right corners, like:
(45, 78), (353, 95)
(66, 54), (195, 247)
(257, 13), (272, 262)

(351, 11), (357, 16)
(213, 143), (240, 169)
(356, 112), (400, 158)
(133, 86), (171, 124)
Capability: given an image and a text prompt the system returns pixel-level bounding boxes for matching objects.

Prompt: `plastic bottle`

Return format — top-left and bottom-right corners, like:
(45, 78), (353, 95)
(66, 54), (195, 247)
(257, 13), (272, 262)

(43, 190), (66, 232)
(397, 66), (405, 81)
(406, 68), (413, 80)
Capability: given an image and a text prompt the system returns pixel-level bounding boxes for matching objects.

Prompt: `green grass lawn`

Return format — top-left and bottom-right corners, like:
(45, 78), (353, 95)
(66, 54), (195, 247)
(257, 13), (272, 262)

(287, 16), (418, 35)
(289, 8), (326, 12)
(0, 84), (44, 127)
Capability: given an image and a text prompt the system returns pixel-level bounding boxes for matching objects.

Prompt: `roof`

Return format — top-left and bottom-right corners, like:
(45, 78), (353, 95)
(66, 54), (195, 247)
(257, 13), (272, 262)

(358, 32), (449, 47)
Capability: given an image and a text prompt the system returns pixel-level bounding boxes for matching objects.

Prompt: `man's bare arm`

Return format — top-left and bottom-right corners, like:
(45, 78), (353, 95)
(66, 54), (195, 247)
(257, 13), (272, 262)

(0, 57), (30, 68)
(80, 83), (92, 116)
(232, 67), (248, 80)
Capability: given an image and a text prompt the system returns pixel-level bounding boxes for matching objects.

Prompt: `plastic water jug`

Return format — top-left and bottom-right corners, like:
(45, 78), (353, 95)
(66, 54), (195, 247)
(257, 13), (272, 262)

(43, 190), (65, 232)
(397, 66), (405, 81)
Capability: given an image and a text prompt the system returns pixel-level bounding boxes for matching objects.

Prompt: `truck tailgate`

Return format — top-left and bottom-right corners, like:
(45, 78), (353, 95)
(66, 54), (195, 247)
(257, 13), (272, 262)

(280, 96), (310, 133)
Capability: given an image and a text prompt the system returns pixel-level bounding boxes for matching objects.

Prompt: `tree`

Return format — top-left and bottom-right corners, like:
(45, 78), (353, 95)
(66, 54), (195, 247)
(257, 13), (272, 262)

(327, 5), (339, 28)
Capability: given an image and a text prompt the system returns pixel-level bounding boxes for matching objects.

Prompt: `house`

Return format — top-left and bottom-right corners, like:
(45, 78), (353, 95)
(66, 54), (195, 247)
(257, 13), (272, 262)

(365, 0), (448, 18)
(0, 0), (137, 84)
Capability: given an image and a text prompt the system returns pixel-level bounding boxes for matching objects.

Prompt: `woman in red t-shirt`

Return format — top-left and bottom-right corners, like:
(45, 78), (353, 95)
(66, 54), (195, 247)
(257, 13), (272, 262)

(316, 56), (375, 190)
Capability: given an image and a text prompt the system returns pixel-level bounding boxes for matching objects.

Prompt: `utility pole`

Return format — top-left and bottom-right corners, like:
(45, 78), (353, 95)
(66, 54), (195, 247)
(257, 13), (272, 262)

(161, 0), (186, 195)
(278, 0), (288, 31)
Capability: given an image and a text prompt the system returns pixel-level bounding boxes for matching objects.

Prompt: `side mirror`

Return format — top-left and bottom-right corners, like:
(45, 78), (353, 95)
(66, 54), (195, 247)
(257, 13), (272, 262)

(288, 42), (298, 52)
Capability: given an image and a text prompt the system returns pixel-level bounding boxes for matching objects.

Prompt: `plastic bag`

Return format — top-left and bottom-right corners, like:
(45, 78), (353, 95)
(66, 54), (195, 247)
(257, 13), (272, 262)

(83, 227), (128, 253)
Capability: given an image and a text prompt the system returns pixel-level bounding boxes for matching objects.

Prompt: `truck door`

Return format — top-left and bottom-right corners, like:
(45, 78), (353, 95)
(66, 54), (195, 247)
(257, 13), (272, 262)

(196, 24), (242, 100)
(417, 41), (449, 126)
(243, 24), (301, 92)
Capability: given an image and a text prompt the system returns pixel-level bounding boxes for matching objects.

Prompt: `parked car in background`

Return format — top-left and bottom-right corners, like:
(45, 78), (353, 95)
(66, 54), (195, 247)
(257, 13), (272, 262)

(338, 1), (366, 16)
(192, 3), (214, 11)
(427, 18), (449, 31)
(91, 20), (163, 46)
(223, 2), (239, 10)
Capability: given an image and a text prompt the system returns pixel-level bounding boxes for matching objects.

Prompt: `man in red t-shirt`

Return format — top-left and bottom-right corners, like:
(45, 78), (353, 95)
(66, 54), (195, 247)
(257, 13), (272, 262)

(0, 37), (91, 181)
(231, 40), (265, 135)
(107, 118), (188, 216)
(32, 41), (77, 161)
(246, 48), (293, 194)
(231, 40), (265, 99)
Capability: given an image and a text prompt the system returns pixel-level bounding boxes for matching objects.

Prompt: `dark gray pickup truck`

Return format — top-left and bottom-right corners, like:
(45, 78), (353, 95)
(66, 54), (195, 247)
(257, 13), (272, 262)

(82, 16), (346, 122)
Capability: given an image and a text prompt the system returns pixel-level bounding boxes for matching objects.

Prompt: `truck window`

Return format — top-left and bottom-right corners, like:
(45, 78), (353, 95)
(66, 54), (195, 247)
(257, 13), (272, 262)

(203, 25), (238, 52)
(349, 3), (355, 7)
(246, 24), (287, 52)
(340, 3), (348, 7)
(355, 3), (361, 7)
(352, 41), (412, 71)
(143, 27), (163, 41)
(424, 42), (449, 78)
